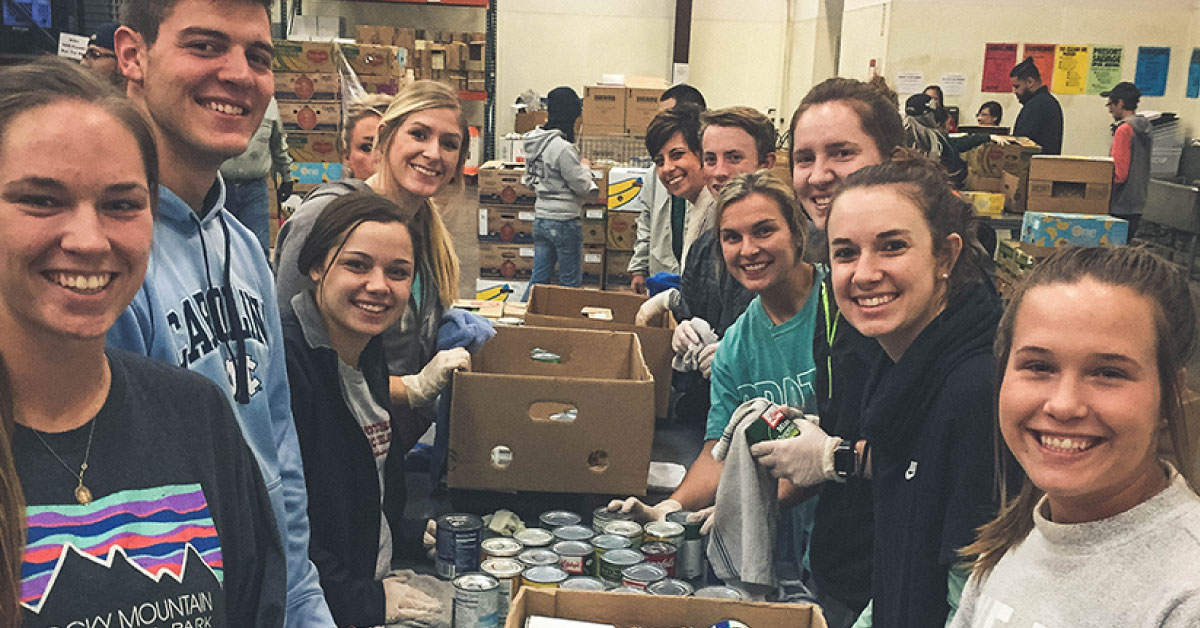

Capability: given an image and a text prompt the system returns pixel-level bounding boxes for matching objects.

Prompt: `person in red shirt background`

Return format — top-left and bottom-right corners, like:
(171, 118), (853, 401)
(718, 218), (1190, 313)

(1103, 82), (1152, 237)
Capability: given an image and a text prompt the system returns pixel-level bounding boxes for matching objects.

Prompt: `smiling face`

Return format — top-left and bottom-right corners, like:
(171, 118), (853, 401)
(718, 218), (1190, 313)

(828, 185), (959, 359)
(791, 101), (885, 232)
(309, 220), (413, 345)
(703, 125), (768, 195)
(121, 0), (274, 169)
(719, 193), (800, 294)
(345, 113), (381, 179)
(999, 279), (1166, 523)
(654, 131), (705, 202)
(0, 101), (153, 342)
(383, 107), (462, 201)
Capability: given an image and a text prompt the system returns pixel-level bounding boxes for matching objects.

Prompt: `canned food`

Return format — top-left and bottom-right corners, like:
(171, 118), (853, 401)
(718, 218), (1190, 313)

(552, 524), (596, 543)
(480, 537), (523, 561)
(666, 511), (703, 580)
(480, 558), (524, 607)
(590, 534), (632, 576)
(452, 573), (500, 628)
(694, 585), (748, 600)
(647, 578), (694, 596)
(592, 506), (634, 534)
(513, 527), (554, 549)
(560, 576), (607, 591)
(521, 565), (568, 589)
(436, 513), (484, 580)
(639, 541), (677, 578)
(603, 520), (643, 548)
(552, 540), (594, 575)
(608, 585), (649, 594)
(539, 510), (582, 529)
(643, 520), (685, 548)
(598, 548), (644, 584)
(517, 548), (559, 568)
(620, 563), (666, 590)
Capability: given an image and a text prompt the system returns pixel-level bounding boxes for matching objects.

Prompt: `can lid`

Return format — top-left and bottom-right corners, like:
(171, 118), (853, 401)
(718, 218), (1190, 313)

(561, 576), (607, 591)
(514, 528), (555, 546)
(553, 524), (596, 542)
(601, 548), (644, 565)
(693, 585), (748, 600)
(647, 578), (694, 596)
(481, 537), (523, 552)
(437, 513), (484, 530)
(523, 565), (568, 583)
(608, 585), (649, 594)
(480, 558), (525, 578)
(539, 510), (582, 528)
(644, 520), (685, 538)
(517, 548), (560, 566)
(603, 520), (643, 536)
(591, 534), (632, 550)
(552, 540), (592, 557)
(666, 511), (702, 539)
(452, 573), (499, 590)
(639, 541), (676, 556)
(621, 563), (666, 583)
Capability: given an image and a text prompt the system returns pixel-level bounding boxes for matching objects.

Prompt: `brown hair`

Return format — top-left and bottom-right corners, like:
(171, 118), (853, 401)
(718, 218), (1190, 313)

(788, 77), (904, 172)
(297, 190), (417, 280)
(120, 0), (272, 45)
(715, 170), (809, 261)
(0, 354), (23, 628)
(645, 104), (703, 159)
(341, 94), (392, 156)
(700, 106), (776, 166)
(963, 246), (1197, 578)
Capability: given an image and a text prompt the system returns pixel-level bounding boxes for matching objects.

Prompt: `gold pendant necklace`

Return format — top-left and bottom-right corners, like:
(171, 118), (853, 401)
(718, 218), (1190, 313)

(32, 417), (98, 506)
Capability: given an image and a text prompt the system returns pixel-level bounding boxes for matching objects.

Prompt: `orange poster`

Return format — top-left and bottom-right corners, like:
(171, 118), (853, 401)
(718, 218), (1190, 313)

(1022, 44), (1057, 89)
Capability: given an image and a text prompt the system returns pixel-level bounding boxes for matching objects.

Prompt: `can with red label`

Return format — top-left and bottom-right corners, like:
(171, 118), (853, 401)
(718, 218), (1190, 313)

(639, 541), (677, 578)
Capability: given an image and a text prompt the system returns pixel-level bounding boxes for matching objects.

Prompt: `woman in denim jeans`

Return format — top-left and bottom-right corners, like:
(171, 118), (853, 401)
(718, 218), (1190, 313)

(522, 86), (597, 298)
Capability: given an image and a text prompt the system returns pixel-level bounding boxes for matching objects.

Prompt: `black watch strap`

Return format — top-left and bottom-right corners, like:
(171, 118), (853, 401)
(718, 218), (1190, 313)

(833, 439), (857, 482)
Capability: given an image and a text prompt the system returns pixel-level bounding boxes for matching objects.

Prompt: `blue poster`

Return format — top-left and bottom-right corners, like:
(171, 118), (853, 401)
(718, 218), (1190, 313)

(1187, 48), (1200, 99)
(1134, 46), (1170, 97)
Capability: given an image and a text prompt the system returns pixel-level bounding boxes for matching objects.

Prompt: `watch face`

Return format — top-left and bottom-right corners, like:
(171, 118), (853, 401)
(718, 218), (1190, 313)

(833, 443), (856, 478)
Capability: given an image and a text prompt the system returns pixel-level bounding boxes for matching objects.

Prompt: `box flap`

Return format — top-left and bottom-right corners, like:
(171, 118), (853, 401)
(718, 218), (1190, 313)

(506, 588), (827, 628)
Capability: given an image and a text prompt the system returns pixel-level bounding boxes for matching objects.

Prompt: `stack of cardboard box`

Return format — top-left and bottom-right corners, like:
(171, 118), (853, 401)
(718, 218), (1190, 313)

(604, 167), (653, 291)
(581, 83), (666, 137)
(273, 41), (343, 197)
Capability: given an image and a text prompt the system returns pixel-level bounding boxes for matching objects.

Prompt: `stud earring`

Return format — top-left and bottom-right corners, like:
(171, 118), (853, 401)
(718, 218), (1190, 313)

(941, 272), (949, 279)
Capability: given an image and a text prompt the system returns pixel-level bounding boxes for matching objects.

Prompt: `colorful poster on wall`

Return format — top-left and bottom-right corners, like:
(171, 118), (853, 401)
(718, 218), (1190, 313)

(1022, 44), (1057, 89)
(1187, 48), (1200, 99)
(1052, 45), (1090, 94)
(982, 43), (1018, 92)
(1087, 46), (1124, 95)
(1134, 46), (1171, 97)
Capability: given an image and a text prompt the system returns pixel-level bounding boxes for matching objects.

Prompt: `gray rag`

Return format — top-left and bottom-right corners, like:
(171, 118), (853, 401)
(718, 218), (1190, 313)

(706, 416), (778, 589)
(385, 570), (454, 628)
(671, 318), (718, 372)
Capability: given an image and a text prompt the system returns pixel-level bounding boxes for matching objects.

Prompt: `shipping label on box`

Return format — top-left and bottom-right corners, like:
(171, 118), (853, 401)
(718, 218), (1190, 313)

(280, 100), (341, 132)
(606, 210), (640, 251)
(1020, 211), (1128, 247)
(479, 161), (536, 204)
(287, 132), (342, 163)
(581, 245), (605, 286)
(583, 85), (625, 130)
(478, 205), (535, 244)
(340, 43), (396, 76)
(1025, 155), (1114, 215)
(607, 167), (651, 210)
(449, 326), (655, 495)
(272, 40), (335, 73)
(289, 161), (343, 185)
(478, 242), (534, 280)
(625, 87), (664, 136)
(274, 72), (339, 100)
(583, 217), (606, 245)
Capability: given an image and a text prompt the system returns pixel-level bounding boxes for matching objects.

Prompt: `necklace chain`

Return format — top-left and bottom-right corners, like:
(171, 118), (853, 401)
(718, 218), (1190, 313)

(31, 418), (97, 505)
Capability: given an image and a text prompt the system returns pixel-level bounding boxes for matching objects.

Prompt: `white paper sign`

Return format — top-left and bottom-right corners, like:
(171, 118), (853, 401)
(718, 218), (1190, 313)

(58, 33), (90, 60)
(518, 211), (534, 221)
(519, 247), (535, 258)
(584, 253), (602, 264)
(939, 73), (967, 96)
(585, 208), (604, 220)
(478, 208), (488, 236)
(895, 71), (925, 94)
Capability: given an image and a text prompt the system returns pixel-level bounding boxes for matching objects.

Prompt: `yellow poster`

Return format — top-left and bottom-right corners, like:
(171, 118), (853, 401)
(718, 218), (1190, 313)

(1053, 45), (1091, 94)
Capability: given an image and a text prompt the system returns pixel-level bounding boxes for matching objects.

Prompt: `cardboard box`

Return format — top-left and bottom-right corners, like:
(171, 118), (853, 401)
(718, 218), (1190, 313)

(604, 250), (634, 292)
(1025, 155), (1114, 215)
(467, 41), (485, 71)
(272, 40), (336, 73)
(515, 110), (548, 134)
(583, 208), (606, 245)
(606, 210), (640, 251)
(274, 72), (339, 100)
(964, 137), (1041, 211)
(446, 42), (467, 70)
(960, 190), (1006, 216)
(288, 161), (343, 185)
(286, 132), (342, 163)
(394, 27), (416, 55)
(580, 124), (628, 137)
(428, 44), (447, 71)
(625, 87), (664, 136)
(581, 245), (605, 287)
(341, 43), (396, 76)
(478, 205), (535, 244)
(583, 85), (625, 130)
(355, 24), (395, 45)
(479, 161), (536, 204)
(359, 75), (403, 96)
(279, 100), (341, 132)
(995, 239), (1054, 278)
(478, 242), (534, 280)
(1020, 211), (1128, 247)
(526, 285), (673, 417)
(504, 588), (827, 628)
(448, 326), (655, 495)
(589, 165), (610, 205)
(607, 167), (651, 211)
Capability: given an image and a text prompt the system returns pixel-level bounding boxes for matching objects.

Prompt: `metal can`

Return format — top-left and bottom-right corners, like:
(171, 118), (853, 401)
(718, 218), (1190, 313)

(539, 509), (582, 529)
(436, 513), (484, 580)
(639, 541), (677, 578)
(592, 506), (634, 534)
(514, 527), (554, 549)
(560, 576), (607, 591)
(517, 548), (559, 568)
(552, 524), (596, 544)
(590, 534), (632, 576)
(598, 548), (644, 585)
(480, 558), (523, 621)
(552, 540), (594, 575)
(666, 511), (704, 580)
(608, 585), (649, 594)
(452, 573), (500, 628)
(521, 565), (568, 589)
(647, 578), (694, 597)
(480, 537), (523, 561)
(694, 585), (748, 600)
(643, 520), (685, 549)
(603, 520), (644, 549)
(620, 563), (666, 590)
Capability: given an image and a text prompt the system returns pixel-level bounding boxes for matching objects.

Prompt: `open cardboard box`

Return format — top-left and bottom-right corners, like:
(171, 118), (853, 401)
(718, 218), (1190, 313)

(505, 588), (827, 628)
(448, 326), (654, 495)
(1025, 155), (1114, 215)
(525, 285), (673, 418)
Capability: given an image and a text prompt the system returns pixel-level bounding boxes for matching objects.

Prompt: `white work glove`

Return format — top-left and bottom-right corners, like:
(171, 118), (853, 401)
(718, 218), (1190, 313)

(711, 397), (776, 461)
(636, 288), (678, 326)
(400, 347), (470, 407)
(422, 519), (436, 561)
(606, 497), (682, 524)
(749, 418), (840, 488)
(990, 134), (1016, 145)
(688, 505), (717, 536)
(698, 342), (718, 379)
(672, 318), (704, 355)
(383, 574), (441, 623)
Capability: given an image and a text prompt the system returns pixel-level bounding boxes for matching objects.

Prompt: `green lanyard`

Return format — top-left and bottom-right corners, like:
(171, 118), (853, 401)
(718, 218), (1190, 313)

(821, 283), (838, 398)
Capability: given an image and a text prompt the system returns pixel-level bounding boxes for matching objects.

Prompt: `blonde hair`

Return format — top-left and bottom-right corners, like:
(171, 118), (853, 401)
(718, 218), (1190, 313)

(715, 170), (809, 260)
(374, 80), (468, 307)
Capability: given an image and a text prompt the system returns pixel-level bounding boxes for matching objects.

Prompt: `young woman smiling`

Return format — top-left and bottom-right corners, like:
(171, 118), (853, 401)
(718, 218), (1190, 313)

(951, 246), (1200, 628)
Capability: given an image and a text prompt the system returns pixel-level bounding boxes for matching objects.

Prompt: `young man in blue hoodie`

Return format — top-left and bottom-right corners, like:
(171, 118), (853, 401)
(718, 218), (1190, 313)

(109, 0), (336, 625)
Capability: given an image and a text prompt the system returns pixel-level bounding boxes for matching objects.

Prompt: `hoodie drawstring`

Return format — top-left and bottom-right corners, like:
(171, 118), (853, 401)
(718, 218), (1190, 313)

(193, 212), (250, 405)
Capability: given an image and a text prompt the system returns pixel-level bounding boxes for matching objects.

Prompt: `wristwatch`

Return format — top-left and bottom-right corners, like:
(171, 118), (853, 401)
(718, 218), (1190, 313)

(832, 439), (858, 482)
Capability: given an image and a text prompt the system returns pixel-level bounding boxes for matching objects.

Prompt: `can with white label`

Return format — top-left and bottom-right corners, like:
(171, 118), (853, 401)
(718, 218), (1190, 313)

(452, 573), (499, 628)
(480, 558), (523, 621)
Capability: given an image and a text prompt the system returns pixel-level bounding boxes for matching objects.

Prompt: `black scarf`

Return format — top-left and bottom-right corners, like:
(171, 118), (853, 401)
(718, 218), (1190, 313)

(860, 281), (1001, 452)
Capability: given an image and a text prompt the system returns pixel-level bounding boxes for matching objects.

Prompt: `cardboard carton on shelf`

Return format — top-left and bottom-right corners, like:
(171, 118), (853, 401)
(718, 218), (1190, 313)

(1020, 211), (1128, 247)
(478, 242), (534, 280)
(624, 87), (665, 136)
(589, 165), (610, 204)
(355, 24), (395, 45)
(467, 41), (486, 72)
(963, 137), (1041, 212)
(340, 43), (397, 77)
(607, 167), (651, 211)
(515, 110), (547, 134)
(1025, 155), (1114, 215)
(274, 72), (339, 101)
(272, 40), (336, 73)
(359, 75), (404, 96)
(606, 210), (640, 251)
(583, 85), (625, 130)
(448, 326), (654, 495)
(478, 205), (535, 244)
(581, 245), (605, 287)
(289, 161), (343, 185)
(504, 588), (828, 628)
(582, 210), (606, 245)
(960, 190), (1006, 216)
(478, 161), (536, 204)
(394, 27), (416, 55)
(526, 285), (674, 418)
(995, 239), (1054, 278)
(603, 250), (634, 293)
(286, 132), (342, 163)
(279, 100), (340, 132)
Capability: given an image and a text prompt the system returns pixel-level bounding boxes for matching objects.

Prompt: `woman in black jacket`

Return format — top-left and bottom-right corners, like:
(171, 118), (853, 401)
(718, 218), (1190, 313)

(282, 191), (439, 627)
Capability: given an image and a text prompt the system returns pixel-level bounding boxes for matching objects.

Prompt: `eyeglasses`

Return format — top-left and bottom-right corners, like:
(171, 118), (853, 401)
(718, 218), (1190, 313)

(83, 49), (116, 61)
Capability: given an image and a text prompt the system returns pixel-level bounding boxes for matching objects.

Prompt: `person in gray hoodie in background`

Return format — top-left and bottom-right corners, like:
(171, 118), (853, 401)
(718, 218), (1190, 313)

(522, 86), (598, 299)
(1103, 82), (1152, 237)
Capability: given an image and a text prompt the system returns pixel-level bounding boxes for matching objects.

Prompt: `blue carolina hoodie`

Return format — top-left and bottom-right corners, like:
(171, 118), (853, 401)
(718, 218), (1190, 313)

(107, 180), (335, 627)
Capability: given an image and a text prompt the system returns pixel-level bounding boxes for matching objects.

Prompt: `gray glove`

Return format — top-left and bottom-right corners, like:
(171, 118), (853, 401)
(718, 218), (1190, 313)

(712, 397), (774, 461)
